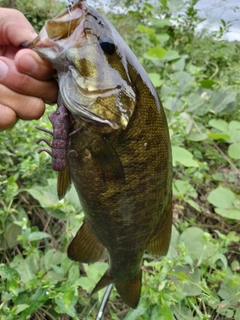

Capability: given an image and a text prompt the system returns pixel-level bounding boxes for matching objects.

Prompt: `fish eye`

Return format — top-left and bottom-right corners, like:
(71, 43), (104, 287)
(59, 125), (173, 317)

(99, 38), (116, 55)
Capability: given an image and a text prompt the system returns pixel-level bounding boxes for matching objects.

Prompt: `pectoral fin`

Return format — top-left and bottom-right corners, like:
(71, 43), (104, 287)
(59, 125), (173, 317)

(91, 136), (125, 183)
(91, 269), (142, 309)
(146, 196), (172, 256)
(57, 164), (71, 200)
(67, 220), (105, 263)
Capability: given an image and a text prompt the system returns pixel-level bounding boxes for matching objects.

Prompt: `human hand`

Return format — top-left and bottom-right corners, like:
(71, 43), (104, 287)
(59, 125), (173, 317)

(0, 8), (58, 131)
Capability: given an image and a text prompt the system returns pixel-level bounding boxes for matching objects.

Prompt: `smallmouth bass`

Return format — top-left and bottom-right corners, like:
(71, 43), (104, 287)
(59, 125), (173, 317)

(28, 0), (172, 308)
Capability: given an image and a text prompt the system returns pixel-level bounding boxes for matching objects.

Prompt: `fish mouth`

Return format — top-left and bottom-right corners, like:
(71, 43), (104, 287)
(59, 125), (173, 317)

(68, 66), (121, 97)
(77, 84), (121, 96)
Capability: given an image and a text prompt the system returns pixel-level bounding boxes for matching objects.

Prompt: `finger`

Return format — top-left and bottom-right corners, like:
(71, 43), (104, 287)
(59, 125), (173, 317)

(0, 9), (37, 46)
(0, 58), (58, 103)
(0, 104), (17, 131)
(15, 49), (56, 81)
(0, 83), (45, 121)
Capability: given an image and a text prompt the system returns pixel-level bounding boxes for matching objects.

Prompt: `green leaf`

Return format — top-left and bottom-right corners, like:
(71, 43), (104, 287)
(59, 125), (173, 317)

(144, 47), (167, 60)
(199, 80), (216, 89)
(179, 227), (205, 261)
(228, 143), (240, 159)
(218, 279), (239, 300)
(159, 0), (168, 10)
(215, 208), (240, 220)
(10, 257), (35, 283)
(75, 276), (95, 292)
(1, 222), (22, 249)
(125, 306), (147, 320)
(207, 186), (236, 209)
(175, 266), (202, 296)
(68, 264), (80, 284)
(172, 146), (199, 167)
(187, 123), (208, 141)
(148, 73), (163, 87)
(28, 231), (50, 242)
(137, 24), (155, 34)
(210, 89), (237, 113)
(44, 249), (63, 270)
(186, 199), (201, 212)
(209, 119), (228, 132)
(229, 120), (240, 131)
(85, 262), (108, 281)
(0, 265), (20, 281)
(187, 92), (210, 116)
(212, 172), (224, 182)
(13, 304), (29, 315)
(208, 133), (230, 140)
(175, 272), (190, 281)
(149, 18), (170, 28)
(173, 179), (197, 198)
(162, 96), (183, 111)
(64, 186), (82, 212)
(159, 305), (175, 319)
(179, 227), (218, 263)
(161, 50), (180, 61)
(231, 260), (240, 271)
(28, 188), (59, 208)
(156, 33), (170, 45)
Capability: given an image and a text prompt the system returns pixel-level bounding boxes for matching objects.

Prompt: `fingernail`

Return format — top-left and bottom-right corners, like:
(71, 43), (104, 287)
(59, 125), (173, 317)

(18, 54), (38, 73)
(0, 60), (8, 79)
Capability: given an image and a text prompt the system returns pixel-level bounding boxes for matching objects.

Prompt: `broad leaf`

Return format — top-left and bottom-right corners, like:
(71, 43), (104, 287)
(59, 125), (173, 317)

(172, 146), (199, 167)
(207, 186), (236, 209)
(228, 143), (240, 159)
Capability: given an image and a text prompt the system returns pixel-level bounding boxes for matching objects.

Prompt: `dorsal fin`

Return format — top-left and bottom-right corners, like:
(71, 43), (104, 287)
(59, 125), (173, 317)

(146, 196), (172, 256)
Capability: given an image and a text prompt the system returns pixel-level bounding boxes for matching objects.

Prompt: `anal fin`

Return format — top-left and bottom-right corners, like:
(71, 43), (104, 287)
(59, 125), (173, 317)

(67, 220), (105, 263)
(91, 269), (142, 309)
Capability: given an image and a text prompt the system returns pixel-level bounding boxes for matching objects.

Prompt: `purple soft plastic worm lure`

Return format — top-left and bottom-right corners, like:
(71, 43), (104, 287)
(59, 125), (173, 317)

(36, 104), (77, 171)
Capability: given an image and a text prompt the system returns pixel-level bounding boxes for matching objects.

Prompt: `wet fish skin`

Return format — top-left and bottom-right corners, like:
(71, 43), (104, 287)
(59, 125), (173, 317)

(28, 0), (172, 308)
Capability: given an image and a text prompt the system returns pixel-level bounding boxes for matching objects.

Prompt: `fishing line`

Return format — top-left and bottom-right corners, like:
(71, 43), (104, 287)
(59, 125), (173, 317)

(96, 284), (113, 320)
(66, 0), (74, 15)
(67, 0), (74, 39)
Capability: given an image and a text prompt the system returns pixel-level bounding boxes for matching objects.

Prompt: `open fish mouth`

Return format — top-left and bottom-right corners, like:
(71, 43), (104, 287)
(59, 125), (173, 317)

(77, 84), (121, 96)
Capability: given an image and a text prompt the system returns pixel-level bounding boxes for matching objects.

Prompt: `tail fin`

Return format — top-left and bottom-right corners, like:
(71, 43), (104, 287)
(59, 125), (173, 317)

(91, 269), (142, 309)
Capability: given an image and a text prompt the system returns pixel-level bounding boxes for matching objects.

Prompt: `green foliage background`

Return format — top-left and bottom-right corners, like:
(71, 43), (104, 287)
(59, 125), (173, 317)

(0, 0), (240, 319)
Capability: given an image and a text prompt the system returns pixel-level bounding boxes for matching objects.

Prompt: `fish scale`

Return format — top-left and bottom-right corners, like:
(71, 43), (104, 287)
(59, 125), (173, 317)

(26, 0), (172, 308)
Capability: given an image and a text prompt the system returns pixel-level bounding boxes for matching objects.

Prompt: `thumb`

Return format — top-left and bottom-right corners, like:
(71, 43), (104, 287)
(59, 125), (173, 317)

(0, 9), (37, 46)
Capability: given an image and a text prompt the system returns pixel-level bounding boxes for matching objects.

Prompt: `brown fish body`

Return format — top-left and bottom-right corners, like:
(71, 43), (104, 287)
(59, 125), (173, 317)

(29, 1), (172, 308)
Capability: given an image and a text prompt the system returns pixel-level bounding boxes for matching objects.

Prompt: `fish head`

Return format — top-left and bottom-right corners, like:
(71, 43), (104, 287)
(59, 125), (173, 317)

(30, 1), (136, 130)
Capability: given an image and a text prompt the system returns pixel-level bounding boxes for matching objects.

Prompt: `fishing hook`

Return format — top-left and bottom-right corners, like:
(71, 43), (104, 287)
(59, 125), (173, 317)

(67, 0), (74, 15)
